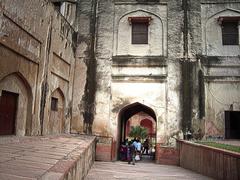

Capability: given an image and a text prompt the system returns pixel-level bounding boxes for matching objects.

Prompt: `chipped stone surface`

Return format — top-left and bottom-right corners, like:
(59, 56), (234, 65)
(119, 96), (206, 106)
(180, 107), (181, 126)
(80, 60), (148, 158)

(0, 0), (76, 136)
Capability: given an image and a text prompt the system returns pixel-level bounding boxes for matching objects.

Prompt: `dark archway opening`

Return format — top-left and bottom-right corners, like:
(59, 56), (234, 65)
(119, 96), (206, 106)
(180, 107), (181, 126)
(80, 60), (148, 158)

(0, 91), (18, 135)
(225, 111), (240, 139)
(117, 102), (157, 162)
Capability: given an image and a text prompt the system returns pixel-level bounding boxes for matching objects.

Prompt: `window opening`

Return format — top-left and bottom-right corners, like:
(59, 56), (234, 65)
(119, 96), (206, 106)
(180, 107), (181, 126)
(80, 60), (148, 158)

(53, 2), (62, 12)
(128, 17), (152, 44)
(132, 22), (148, 44)
(51, 97), (58, 111)
(225, 111), (240, 139)
(222, 21), (239, 45)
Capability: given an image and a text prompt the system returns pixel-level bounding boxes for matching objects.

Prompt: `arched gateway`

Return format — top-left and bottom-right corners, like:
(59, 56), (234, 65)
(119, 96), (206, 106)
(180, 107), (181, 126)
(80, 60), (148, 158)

(117, 102), (157, 160)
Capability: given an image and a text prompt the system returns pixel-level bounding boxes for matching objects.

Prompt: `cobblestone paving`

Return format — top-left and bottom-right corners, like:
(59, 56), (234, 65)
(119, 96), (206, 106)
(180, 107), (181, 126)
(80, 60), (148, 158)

(0, 134), (94, 180)
(86, 161), (213, 180)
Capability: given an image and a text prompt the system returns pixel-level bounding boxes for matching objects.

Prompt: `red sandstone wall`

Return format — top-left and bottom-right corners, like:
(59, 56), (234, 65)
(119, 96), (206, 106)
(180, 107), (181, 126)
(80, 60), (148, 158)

(95, 136), (113, 161)
(178, 140), (240, 180)
(155, 144), (180, 165)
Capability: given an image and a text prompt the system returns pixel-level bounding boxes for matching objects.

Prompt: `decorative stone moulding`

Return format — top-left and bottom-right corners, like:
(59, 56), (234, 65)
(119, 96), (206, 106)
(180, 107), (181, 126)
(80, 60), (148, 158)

(136, 0), (160, 3)
(217, 16), (240, 25)
(128, 16), (153, 25)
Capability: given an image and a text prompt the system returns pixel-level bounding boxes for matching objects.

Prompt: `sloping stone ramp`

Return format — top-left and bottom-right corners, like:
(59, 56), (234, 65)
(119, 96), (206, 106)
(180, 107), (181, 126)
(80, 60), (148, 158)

(86, 161), (213, 180)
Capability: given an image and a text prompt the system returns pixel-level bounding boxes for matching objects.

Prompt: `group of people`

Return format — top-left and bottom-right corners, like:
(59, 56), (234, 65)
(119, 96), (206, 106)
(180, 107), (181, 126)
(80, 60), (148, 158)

(119, 138), (152, 165)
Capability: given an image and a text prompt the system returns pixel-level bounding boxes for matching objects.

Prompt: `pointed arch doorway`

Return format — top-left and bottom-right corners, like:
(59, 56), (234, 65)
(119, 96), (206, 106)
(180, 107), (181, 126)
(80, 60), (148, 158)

(117, 102), (157, 161)
(0, 73), (33, 136)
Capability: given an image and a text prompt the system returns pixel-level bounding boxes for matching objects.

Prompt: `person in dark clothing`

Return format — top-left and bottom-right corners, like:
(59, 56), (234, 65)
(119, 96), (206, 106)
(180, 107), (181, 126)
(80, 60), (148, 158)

(143, 139), (149, 155)
(119, 142), (127, 161)
(127, 141), (136, 165)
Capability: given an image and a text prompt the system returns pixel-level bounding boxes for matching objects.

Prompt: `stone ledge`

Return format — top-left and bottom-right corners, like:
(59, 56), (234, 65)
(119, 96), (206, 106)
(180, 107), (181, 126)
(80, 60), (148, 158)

(112, 75), (167, 82)
(112, 55), (167, 67)
(0, 134), (96, 180)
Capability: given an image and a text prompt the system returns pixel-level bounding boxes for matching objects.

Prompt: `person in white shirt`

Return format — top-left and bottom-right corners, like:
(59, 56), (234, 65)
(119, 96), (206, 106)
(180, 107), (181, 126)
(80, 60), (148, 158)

(135, 139), (142, 161)
(132, 138), (137, 149)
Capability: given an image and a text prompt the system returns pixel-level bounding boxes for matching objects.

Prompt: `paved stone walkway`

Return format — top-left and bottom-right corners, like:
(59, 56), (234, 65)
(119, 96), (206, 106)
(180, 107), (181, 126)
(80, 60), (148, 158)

(0, 134), (95, 180)
(86, 161), (213, 180)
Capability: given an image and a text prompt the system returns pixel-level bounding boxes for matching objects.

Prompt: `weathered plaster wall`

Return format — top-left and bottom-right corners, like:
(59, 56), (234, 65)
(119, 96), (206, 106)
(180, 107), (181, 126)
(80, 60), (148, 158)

(202, 57), (240, 137)
(71, 0), (98, 134)
(110, 2), (172, 148)
(111, 82), (166, 140)
(165, 0), (184, 142)
(205, 82), (240, 136)
(201, 3), (240, 56)
(0, 43), (37, 135)
(91, 0), (197, 151)
(92, 0), (115, 136)
(199, 1), (240, 138)
(70, 0), (90, 133)
(0, 0), (76, 136)
(114, 4), (167, 56)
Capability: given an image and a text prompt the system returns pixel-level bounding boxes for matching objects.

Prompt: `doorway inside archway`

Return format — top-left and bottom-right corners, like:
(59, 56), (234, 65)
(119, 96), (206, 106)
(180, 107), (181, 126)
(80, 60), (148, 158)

(118, 102), (157, 162)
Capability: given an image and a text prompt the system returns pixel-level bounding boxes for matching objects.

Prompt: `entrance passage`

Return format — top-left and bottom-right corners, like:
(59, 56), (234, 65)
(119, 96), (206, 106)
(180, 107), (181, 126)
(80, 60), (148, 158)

(0, 91), (18, 135)
(225, 111), (240, 139)
(118, 102), (156, 161)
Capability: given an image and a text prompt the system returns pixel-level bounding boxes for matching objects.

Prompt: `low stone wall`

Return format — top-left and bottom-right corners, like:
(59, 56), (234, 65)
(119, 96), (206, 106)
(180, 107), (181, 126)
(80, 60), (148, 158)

(40, 135), (96, 180)
(155, 144), (180, 165)
(62, 137), (96, 180)
(95, 136), (113, 161)
(0, 135), (96, 180)
(178, 140), (240, 180)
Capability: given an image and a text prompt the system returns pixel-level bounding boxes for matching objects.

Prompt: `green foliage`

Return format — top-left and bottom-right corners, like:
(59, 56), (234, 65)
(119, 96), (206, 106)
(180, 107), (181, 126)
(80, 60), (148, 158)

(128, 126), (148, 140)
(196, 141), (240, 153)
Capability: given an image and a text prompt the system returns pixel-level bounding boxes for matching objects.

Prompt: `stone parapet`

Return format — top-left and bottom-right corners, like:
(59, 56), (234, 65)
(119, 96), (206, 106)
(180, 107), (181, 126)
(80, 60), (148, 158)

(178, 140), (240, 180)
